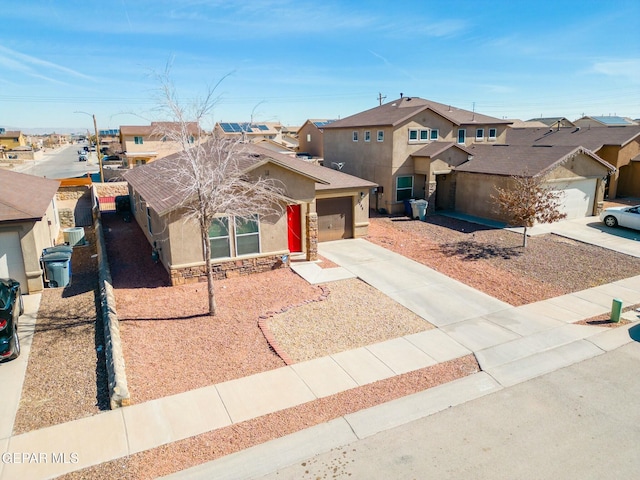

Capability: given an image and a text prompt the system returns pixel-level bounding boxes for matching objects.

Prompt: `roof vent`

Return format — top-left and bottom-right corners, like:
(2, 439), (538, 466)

(400, 93), (403, 98)
(572, 127), (581, 133)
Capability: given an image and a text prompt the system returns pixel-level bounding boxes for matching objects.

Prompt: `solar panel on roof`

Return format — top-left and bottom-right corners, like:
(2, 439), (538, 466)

(220, 123), (235, 132)
(313, 120), (335, 127)
(592, 116), (632, 125)
(258, 125), (269, 131)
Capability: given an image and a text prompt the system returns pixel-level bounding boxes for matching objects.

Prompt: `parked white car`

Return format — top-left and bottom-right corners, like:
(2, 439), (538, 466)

(600, 205), (640, 230)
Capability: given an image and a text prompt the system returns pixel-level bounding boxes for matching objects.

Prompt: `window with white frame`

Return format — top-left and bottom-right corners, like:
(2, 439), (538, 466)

(235, 216), (260, 256)
(476, 128), (484, 141)
(209, 217), (231, 259)
(409, 129), (430, 143)
(352, 131), (359, 142)
(396, 176), (414, 202)
(208, 216), (261, 259)
(364, 130), (371, 142)
(306, 134), (311, 142)
(457, 129), (466, 144)
(489, 128), (497, 140)
(377, 130), (384, 142)
(430, 129), (439, 140)
(134, 136), (144, 145)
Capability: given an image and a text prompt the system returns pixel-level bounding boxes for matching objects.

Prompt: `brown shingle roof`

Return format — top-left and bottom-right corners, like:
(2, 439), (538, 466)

(506, 126), (640, 151)
(457, 144), (614, 177)
(411, 141), (474, 158)
(123, 142), (376, 215)
(0, 170), (60, 222)
(0, 130), (22, 138)
(323, 97), (511, 129)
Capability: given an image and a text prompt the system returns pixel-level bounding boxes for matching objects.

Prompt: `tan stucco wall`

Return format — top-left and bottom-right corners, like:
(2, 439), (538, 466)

(597, 140), (640, 198)
(298, 123), (325, 157)
(2, 210), (57, 294)
(543, 152), (610, 181)
(249, 163), (316, 202)
(617, 162), (640, 197)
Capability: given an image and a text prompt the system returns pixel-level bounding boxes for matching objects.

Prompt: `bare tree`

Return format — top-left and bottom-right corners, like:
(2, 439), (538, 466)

(492, 173), (567, 247)
(153, 72), (286, 316)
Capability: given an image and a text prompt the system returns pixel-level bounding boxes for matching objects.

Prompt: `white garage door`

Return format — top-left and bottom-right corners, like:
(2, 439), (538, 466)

(548, 178), (596, 220)
(0, 231), (28, 289)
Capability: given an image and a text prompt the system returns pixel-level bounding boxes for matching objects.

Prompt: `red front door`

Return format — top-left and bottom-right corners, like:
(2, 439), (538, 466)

(287, 204), (302, 252)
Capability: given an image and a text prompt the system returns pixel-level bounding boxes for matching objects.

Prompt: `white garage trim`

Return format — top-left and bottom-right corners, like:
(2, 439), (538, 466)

(546, 178), (596, 220)
(0, 231), (28, 288)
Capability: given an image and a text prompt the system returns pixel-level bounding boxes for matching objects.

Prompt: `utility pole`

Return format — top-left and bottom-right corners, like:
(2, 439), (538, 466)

(75, 111), (104, 182)
(92, 114), (104, 183)
(377, 92), (386, 106)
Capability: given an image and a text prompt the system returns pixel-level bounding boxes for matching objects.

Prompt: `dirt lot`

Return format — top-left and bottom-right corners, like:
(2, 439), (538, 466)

(17, 209), (640, 479)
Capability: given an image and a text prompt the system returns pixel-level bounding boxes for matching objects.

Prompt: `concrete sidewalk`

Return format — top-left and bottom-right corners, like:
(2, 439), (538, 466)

(2, 239), (639, 479)
(0, 294), (40, 440)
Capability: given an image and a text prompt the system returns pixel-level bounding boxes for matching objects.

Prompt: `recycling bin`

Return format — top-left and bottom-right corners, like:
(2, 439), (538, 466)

(404, 198), (416, 217)
(414, 199), (428, 221)
(41, 251), (72, 288)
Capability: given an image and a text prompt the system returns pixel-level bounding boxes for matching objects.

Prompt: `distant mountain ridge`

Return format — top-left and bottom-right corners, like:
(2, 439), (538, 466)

(0, 126), (86, 135)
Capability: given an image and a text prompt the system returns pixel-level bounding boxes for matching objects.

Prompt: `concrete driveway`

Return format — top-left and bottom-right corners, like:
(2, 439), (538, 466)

(511, 216), (640, 257)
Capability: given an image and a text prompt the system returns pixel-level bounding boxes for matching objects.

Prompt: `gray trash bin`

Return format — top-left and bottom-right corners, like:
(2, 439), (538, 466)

(41, 251), (71, 288)
(414, 199), (428, 221)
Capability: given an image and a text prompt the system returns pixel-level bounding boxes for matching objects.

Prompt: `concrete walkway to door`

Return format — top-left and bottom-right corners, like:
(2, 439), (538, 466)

(316, 238), (512, 328)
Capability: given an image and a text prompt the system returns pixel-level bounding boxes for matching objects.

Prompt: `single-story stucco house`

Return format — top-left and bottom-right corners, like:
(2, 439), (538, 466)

(122, 143), (376, 285)
(452, 144), (615, 223)
(0, 169), (61, 293)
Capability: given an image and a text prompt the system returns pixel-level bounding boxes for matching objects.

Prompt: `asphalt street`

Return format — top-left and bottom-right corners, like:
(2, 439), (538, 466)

(255, 341), (640, 480)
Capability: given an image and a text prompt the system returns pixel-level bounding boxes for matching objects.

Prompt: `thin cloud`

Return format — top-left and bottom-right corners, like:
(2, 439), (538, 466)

(369, 50), (418, 82)
(0, 45), (95, 82)
(591, 59), (640, 83)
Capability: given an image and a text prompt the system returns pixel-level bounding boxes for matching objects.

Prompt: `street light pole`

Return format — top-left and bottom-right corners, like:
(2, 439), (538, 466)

(91, 114), (104, 183)
(75, 111), (104, 182)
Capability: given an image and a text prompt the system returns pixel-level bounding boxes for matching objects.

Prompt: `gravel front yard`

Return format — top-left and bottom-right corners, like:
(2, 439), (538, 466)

(13, 226), (110, 435)
(366, 213), (640, 305)
(18, 207), (640, 479)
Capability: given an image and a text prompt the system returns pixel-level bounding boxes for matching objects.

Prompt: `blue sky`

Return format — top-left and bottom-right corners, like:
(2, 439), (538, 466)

(1, 0), (639, 132)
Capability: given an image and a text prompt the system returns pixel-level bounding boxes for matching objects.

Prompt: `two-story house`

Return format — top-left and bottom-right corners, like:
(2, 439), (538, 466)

(0, 129), (27, 152)
(119, 122), (202, 167)
(322, 96), (512, 214)
(297, 119), (337, 158)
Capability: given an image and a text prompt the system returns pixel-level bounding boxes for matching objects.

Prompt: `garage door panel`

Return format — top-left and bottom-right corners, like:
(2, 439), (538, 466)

(317, 197), (353, 242)
(0, 231), (28, 288)
(549, 178), (596, 220)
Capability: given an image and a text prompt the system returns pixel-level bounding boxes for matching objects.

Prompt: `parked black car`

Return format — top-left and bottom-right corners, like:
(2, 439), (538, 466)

(0, 278), (23, 362)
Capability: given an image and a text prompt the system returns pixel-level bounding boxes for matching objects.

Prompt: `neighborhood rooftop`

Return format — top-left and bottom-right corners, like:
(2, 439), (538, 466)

(506, 125), (640, 151)
(0, 169), (60, 222)
(323, 96), (512, 129)
(458, 144), (615, 177)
